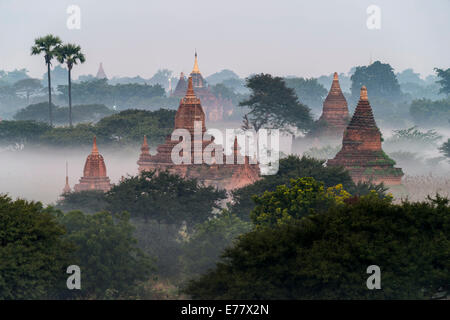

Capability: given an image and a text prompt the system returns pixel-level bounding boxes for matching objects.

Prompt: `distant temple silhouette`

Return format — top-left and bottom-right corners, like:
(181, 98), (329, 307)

(96, 62), (107, 79)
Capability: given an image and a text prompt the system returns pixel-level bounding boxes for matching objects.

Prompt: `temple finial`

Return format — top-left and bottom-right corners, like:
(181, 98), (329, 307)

(192, 50), (200, 74)
(360, 86), (368, 101)
(92, 136), (99, 155)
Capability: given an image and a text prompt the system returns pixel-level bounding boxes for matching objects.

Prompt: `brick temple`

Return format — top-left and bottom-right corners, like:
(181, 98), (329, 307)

(327, 86), (403, 185)
(138, 77), (260, 190)
(74, 137), (112, 192)
(172, 52), (233, 122)
(319, 72), (350, 136)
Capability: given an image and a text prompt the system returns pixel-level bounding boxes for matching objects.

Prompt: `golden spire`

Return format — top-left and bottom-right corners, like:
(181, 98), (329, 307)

(360, 86), (368, 101)
(192, 50), (200, 74)
(91, 136), (99, 155)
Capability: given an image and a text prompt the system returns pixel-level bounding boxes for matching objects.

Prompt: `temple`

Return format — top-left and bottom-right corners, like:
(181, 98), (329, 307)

(74, 137), (112, 192)
(327, 86), (403, 185)
(96, 62), (107, 79)
(138, 77), (260, 190)
(311, 72), (350, 139)
(62, 161), (71, 194)
(172, 52), (233, 122)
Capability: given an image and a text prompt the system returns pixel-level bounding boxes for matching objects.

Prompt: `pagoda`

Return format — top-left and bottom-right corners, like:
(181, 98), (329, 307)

(62, 162), (71, 194)
(173, 72), (187, 96)
(327, 86), (403, 185)
(172, 52), (233, 122)
(96, 63), (107, 79)
(74, 137), (112, 192)
(319, 72), (350, 136)
(138, 77), (260, 190)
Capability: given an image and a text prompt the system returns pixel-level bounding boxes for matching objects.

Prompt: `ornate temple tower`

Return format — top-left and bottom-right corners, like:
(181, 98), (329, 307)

(137, 77), (260, 190)
(327, 86), (403, 185)
(74, 137), (112, 192)
(318, 72), (350, 137)
(96, 63), (107, 79)
(172, 52), (231, 122)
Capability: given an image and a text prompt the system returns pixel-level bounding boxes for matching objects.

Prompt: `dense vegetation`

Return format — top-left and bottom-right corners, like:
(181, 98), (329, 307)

(0, 109), (176, 147)
(185, 192), (450, 299)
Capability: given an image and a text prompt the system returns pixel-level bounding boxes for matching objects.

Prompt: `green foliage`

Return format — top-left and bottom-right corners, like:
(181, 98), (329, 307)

(184, 194), (450, 299)
(0, 195), (73, 299)
(434, 68), (450, 95)
(13, 78), (43, 103)
(57, 79), (168, 108)
(39, 123), (98, 146)
(239, 73), (313, 132)
(303, 145), (340, 160)
(439, 139), (450, 160)
(0, 120), (51, 145)
(14, 102), (114, 124)
(2, 108), (175, 147)
(181, 210), (252, 279)
(106, 170), (226, 229)
(351, 61), (402, 101)
(56, 210), (153, 299)
(94, 108), (174, 144)
(231, 155), (356, 221)
(251, 177), (350, 227)
(57, 190), (108, 213)
(386, 126), (443, 147)
(284, 77), (328, 111)
(409, 98), (450, 127)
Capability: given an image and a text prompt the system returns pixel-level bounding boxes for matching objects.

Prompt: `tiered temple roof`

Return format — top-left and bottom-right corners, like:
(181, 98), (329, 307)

(312, 72), (349, 139)
(138, 77), (259, 190)
(327, 86), (403, 185)
(74, 137), (112, 192)
(172, 52), (233, 122)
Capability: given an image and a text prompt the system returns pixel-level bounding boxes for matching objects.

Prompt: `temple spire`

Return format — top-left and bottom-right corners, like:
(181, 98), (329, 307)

(91, 136), (99, 155)
(141, 135), (150, 154)
(192, 50), (200, 74)
(186, 77), (196, 97)
(63, 161), (71, 194)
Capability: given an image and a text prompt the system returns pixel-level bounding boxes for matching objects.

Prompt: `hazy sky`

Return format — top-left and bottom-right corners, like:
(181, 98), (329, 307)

(0, 0), (449, 80)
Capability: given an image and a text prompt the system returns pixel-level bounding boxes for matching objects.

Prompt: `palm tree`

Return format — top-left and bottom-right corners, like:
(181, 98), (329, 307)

(56, 44), (86, 128)
(31, 34), (62, 126)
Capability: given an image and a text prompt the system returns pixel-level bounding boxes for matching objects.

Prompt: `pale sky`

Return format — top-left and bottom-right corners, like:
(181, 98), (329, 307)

(0, 0), (449, 80)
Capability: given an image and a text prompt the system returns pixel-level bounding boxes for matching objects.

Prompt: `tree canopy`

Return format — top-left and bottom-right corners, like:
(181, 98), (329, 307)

(55, 210), (153, 299)
(239, 73), (313, 132)
(230, 155), (358, 220)
(184, 193), (450, 299)
(284, 77), (328, 111)
(434, 68), (450, 95)
(351, 61), (402, 101)
(106, 170), (226, 229)
(0, 195), (73, 299)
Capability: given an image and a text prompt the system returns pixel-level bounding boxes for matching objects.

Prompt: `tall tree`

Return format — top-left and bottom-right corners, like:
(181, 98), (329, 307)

(56, 43), (86, 127)
(31, 34), (62, 126)
(239, 73), (313, 133)
(350, 61), (402, 101)
(439, 138), (450, 161)
(13, 78), (43, 104)
(434, 68), (450, 95)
